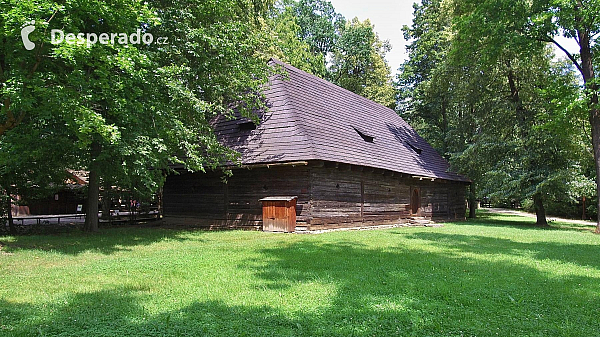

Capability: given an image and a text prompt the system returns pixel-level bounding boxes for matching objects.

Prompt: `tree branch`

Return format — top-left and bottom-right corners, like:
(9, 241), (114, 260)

(549, 37), (584, 77)
(26, 10), (59, 79)
(0, 57), (4, 83)
(0, 98), (18, 137)
(45, 10), (58, 26)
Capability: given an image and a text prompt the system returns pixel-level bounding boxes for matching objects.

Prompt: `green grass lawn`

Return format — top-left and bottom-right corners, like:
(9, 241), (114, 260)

(1, 211), (599, 336)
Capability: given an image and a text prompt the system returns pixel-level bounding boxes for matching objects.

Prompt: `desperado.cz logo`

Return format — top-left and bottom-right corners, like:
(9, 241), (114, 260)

(21, 23), (168, 50)
(21, 24), (36, 50)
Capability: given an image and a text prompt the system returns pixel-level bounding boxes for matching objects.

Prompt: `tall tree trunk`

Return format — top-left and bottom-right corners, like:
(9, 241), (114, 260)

(84, 141), (101, 232)
(6, 196), (16, 235)
(468, 184), (477, 218)
(441, 95), (449, 157)
(506, 60), (528, 138)
(576, 26), (600, 233)
(100, 182), (111, 221)
(533, 194), (548, 226)
(84, 169), (100, 232)
(590, 105), (600, 234)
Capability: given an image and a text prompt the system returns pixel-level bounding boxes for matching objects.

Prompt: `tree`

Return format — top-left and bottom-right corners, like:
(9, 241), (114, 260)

(271, 0), (395, 106)
(1, 0), (274, 231)
(465, 55), (587, 226)
(292, 0), (345, 57)
(266, 1), (326, 76)
(1, 0), (83, 233)
(398, 0), (592, 225)
(329, 18), (395, 108)
(399, 0), (481, 216)
(398, 0), (454, 154)
(0, 115), (77, 234)
(450, 0), (600, 230)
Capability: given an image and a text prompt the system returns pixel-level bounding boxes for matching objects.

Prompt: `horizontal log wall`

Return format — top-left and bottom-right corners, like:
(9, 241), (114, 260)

(418, 182), (467, 220)
(227, 166), (311, 224)
(309, 163), (467, 229)
(163, 161), (468, 230)
(163, 166), (310, 229)
(309, 166), (362, 226)
(309, 164), (410, 228)
(163, 172), (226, 217)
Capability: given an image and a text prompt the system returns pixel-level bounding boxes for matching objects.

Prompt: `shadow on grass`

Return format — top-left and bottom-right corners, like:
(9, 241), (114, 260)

(4, 238), (599, 336)
(250, 239), (600, 336)
(403, 231), (600, 271)
(2, 232), (600, 336)
(0, 288), (307, 337)
(0, 227), (203, 255)
(460, 211), (597, 233)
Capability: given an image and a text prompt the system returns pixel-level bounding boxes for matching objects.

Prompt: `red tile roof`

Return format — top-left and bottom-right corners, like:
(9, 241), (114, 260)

(212, 59), (469, 183)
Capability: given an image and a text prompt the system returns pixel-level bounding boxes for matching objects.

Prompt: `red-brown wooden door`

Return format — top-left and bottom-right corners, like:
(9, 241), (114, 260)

(260, 197), (297, 232)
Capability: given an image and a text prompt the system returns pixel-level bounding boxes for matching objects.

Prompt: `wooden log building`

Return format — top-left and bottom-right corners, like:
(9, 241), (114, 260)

(163, 59), (470, 231)
(11, 170), (87, 216)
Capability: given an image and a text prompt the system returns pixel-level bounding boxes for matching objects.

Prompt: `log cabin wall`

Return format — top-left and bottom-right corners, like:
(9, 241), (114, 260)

(307, 162), (467, 230)
(163, 165), (311, 229)
(308, 164), (411, 229)
(162, 170), (227, 221)
(26, 190), (85, 215)
(163, 161), (467, 230)
(226, 166), (311, 226)
(419, 181), (467, 220)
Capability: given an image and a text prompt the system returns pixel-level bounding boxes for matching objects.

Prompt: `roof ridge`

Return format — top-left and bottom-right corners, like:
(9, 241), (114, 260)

(270, 58), (397, 118)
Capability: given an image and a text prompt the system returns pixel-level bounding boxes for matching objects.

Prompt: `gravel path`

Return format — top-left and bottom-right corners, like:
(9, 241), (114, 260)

(484, 208), (596, 226)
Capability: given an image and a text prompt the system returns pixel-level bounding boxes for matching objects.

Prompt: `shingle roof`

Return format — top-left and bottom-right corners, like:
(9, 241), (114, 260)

(212, 59), (470, 183)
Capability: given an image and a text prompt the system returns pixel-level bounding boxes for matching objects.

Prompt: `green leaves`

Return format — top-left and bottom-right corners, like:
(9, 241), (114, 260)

(0, 0), (275, 220)
(328, 17), (395, 108)
(266, 1), (395, 107)
(293, 0), (345, 56)
(267, 3), (326, 76)
(398, 0), (595, 219)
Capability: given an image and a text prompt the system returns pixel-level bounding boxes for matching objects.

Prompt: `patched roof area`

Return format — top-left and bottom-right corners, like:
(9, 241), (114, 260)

(212, 59), (469, 183)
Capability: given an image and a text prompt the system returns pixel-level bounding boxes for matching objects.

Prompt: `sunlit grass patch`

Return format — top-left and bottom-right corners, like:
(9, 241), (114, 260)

(1, 212), (599, 336)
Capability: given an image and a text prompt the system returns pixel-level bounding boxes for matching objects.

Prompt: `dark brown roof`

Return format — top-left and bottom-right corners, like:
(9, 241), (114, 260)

(212, 59), (469, 183)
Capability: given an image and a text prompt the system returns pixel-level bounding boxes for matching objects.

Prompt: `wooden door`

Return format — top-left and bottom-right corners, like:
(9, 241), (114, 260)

(262, 201), (277, 232)
(411, 188), (420, 215)
(261, 198), (297, 232)
(273, 202), (288, 231)
(262, 201), (290, 232)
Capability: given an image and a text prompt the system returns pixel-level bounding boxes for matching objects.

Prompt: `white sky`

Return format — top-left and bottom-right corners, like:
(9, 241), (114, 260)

(328, 0), (582, 76)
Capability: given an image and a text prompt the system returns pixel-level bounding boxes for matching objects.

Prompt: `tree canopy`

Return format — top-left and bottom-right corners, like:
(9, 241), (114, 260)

(1, 0), (275, 232)
(271, 0), (396, 107)
(1, 0), (397, 233)
(397, 0), (597, 228)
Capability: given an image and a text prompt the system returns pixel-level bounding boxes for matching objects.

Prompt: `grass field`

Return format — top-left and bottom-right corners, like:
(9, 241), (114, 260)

(1, 211), (599, 336)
